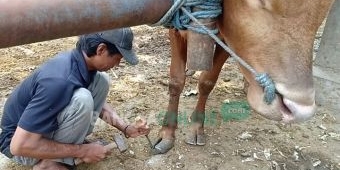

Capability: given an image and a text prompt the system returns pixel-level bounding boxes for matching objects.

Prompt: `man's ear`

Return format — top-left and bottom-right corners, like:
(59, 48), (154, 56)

(96, 43), (107, 56)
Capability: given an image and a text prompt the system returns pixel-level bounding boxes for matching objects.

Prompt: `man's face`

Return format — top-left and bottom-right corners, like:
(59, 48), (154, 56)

(92, 44), (123, 71)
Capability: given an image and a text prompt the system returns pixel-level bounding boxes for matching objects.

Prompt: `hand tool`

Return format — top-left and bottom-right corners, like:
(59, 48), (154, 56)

(135, 116), (154, 149)
(75, 133), (127, 165)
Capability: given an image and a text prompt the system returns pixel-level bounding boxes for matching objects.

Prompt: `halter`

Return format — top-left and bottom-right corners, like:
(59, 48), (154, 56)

(153, 0), (276, 104)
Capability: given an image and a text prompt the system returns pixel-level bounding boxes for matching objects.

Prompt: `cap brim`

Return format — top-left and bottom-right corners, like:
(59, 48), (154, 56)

(117, 47), (139, 65)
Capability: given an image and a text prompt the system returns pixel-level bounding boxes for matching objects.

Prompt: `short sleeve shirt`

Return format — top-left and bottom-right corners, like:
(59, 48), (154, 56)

(0, 49), (97, 157)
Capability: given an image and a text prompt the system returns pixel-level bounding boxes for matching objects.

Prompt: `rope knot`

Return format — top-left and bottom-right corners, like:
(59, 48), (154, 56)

(152, 0), (222, 34)
(255, 73), (276, 104)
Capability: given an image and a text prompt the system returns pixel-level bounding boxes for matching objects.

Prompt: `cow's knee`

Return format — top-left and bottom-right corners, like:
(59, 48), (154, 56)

(169, 78), (185, 97)
(198, 80), (216, 96)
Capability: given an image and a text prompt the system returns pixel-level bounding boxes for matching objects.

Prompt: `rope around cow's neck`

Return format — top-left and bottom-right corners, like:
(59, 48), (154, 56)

(153, 0), (276, 104)
(152, 0), (222, 34)
(182, 8), (276, 105)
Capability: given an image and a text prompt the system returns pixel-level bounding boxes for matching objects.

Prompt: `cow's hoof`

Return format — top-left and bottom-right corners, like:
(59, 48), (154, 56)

(152, 138), (175, 154)
(185, 131), (206, 146)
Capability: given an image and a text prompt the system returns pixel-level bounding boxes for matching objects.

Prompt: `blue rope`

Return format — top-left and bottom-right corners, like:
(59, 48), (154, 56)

(152, 0), (185, 27)
(181, 8), (277, 104)
(255, 73), (276, 104)
(153, 0), (276, 104)
(153, 0), (222, 34)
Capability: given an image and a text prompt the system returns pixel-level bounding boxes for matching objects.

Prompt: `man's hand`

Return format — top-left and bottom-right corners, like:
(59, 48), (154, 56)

(125, 117), (150, 138)
(78, 142), (111, 163)
(100, 103), (150, 138)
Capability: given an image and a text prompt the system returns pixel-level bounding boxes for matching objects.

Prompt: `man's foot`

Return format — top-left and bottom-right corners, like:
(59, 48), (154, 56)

(33, 160), (72, 170)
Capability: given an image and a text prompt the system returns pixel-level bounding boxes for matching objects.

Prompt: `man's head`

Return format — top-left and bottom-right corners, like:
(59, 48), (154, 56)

(76, 28), (138, 71)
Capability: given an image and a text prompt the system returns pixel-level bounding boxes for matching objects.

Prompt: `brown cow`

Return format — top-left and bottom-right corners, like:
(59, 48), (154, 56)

(153, 0), (334, 154)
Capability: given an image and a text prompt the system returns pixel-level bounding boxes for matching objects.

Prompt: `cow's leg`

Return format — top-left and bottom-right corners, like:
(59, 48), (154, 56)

(186, 44), (229, 145)
(153, 29), (187, 154)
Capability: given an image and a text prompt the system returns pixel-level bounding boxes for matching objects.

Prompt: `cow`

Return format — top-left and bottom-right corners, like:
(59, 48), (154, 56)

(153, 0), (334, 154)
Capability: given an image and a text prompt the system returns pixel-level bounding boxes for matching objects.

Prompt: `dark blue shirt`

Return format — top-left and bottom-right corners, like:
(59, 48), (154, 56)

(0, 49), (96, 158)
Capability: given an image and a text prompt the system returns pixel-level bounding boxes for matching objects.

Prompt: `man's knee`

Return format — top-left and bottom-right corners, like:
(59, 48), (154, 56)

(55, 88), (94, 141)
(70, 88), (94, 119)
(58, 88), (94, 123)
(98, 72), (110, 87)
(92, 72), (110, 95)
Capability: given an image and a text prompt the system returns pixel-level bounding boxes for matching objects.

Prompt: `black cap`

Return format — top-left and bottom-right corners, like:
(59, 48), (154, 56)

(97, 28), (138, 65)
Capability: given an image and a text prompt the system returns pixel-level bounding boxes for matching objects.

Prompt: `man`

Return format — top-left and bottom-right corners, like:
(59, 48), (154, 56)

(0, 27), (150, 169)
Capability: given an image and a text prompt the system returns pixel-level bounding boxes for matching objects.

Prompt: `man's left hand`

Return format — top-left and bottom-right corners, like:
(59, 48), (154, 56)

(125, 117), (150, 138)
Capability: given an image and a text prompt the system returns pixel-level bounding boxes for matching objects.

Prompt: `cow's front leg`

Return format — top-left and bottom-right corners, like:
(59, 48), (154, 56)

(153, 29), (187, 154)
(153, 77), (185, 154)
(186, 45), (228, 145)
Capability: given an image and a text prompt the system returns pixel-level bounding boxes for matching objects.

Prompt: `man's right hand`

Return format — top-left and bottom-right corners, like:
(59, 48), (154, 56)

(78, 143), (111, 163)
(11, 127), (111, 164)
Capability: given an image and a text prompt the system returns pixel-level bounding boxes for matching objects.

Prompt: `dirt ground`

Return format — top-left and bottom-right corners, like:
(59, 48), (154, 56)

(0, 25), (339, 170)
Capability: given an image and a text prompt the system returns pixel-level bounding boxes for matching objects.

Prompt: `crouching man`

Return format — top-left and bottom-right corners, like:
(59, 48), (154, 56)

(0, 27), (149, 169)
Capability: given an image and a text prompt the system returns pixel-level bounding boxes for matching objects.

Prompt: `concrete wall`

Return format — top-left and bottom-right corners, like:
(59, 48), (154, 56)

(314, 0), (340, 121)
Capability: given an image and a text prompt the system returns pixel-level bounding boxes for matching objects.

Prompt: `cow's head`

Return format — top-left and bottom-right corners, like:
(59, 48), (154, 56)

(218, 0), (333, 123)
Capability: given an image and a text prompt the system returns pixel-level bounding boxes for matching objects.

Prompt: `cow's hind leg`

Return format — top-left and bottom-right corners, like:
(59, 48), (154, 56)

(153, 29), (187, 154)
(186, 45), (229, 145)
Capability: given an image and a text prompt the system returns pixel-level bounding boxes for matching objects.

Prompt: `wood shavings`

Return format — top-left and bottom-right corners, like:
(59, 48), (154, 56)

(238, 131), (253, 140)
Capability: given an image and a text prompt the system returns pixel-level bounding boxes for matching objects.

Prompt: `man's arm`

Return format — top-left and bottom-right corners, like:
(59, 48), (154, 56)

(100, 103), (150, 138)
(10, 126), (110, 163)
(100, 103), (127, 132)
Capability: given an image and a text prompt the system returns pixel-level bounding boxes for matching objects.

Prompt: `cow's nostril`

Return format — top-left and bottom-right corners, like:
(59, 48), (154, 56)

(281, 98), (316, 123)
(276, 93), (293, 117)
(278, 94), (291, 114)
